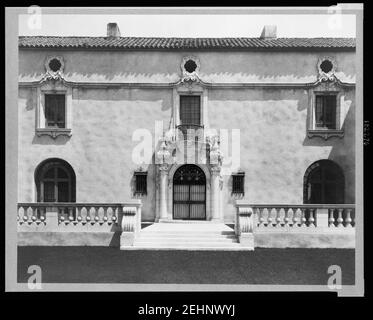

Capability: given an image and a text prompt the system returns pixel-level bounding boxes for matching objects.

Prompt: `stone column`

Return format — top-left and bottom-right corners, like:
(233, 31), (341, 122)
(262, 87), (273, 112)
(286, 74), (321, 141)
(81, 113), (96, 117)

(159, 164), (169, 220)
(211, 166), (221, 221)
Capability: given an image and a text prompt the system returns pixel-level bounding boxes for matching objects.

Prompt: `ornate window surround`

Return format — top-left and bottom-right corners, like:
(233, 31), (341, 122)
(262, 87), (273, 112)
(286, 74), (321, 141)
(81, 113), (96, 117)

(307, 81), (344, 140)
(172, 83), (209, 132)
(36, 80), (72, 139)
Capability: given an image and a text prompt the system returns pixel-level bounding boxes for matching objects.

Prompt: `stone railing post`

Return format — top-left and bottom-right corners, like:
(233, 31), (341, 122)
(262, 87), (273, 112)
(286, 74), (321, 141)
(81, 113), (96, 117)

(315, 207), (329, 228)
(45, 205), (59, 231)
(120, 206), (137, 247)
(235, 205), (254, 250)
(119, 200), (142, 248)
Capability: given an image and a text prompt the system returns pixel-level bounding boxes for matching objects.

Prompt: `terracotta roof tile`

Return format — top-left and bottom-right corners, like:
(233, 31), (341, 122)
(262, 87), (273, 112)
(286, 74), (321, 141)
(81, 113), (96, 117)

(18, 36), (356, 50)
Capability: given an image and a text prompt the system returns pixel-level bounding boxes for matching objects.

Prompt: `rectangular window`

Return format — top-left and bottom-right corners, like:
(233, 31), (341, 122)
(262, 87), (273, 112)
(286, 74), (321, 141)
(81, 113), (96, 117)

(232, 172), (245, 195)
(315, 95), (337, 129)
(45, 94), (66, 128)
(134, 172), (147, 195)
(180, 95), (201, 126)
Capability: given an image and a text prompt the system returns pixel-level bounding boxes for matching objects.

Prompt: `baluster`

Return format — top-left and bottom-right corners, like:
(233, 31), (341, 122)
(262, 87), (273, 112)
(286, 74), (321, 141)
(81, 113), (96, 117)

(94, 207), (100, 223)
(267, 207), (273, 227)
(345, 209), (352, 228)
(68, 207), (74, 222)
(258, 208), (265, 227)
(112, 207), (118, 223)
(77, 207), (82, 222)
(328, 208), (335, 228)
(86, 207), (92, 222)
(300, 208), (306, 227)
(292, 208), (299, 227)
(59, 207), (65, 223)
(103, 207), (109, 223)
(276, 208), (282, 228)
(40, 207), (46, 223)
(27, 206), (34, 223)
(308, 209), (315, 227)
(337, 209), (344, 228)
(284, 208), (291, 227)
(17, 206), (23, 223)
(23, 206), (29, 223)
(31, 206), (37, 222)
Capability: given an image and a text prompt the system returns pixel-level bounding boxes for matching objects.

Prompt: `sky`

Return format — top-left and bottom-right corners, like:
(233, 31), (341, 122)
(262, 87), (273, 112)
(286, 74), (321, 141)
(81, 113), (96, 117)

(19, 13), (356, 38)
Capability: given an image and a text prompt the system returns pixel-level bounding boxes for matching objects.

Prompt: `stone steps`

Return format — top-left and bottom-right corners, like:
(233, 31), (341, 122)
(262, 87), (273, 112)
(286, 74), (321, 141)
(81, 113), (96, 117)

(121, 221), (251, 251)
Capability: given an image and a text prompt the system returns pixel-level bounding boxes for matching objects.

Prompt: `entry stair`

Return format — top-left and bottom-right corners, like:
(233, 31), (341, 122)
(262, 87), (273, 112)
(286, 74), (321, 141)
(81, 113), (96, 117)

(122, 221), (250, 250)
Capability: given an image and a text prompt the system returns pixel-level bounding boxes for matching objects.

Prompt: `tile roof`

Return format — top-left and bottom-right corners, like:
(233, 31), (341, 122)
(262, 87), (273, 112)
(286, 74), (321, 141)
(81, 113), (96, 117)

(19, 36), (356, 50)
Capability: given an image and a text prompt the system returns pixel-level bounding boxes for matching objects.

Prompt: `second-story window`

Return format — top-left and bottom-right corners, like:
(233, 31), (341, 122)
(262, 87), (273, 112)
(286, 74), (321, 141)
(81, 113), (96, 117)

(180, 95), (201, 126)
(45, 94), (66, 128)
(315, 94), (337, 129)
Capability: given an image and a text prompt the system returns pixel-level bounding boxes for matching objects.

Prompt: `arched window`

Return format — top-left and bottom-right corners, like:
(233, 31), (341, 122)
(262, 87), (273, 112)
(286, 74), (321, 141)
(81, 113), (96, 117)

(304, 160), (344, 204)
(35, 158), (76, 203)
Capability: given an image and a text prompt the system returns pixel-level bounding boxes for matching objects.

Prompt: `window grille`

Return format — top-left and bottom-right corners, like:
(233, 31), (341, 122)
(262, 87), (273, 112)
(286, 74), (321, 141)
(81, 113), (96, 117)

(315, 95), (337, 129)
(45, 94), (66, 128)
(232, 172), (245, 195)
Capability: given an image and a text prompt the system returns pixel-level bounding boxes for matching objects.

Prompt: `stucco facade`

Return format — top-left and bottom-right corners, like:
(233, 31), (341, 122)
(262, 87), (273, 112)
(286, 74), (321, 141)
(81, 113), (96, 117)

(18, 36), (356, 224)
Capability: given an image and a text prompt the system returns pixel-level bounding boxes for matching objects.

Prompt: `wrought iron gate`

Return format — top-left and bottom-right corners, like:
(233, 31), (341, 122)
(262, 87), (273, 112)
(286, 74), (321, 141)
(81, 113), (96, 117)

(173, 165), (206, 220)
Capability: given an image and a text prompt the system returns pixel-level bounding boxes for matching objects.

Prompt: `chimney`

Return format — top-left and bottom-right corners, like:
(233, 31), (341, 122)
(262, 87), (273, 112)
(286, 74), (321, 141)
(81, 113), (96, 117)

(260, 25), (277, 39)
(107, 23), (121, 38)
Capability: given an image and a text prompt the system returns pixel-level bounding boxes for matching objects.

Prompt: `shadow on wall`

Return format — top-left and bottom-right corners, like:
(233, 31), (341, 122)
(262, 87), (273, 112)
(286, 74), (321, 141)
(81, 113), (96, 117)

(73, 87), (172, 112)
(209, 87), (309, 109)
(302, 93), (355, 203)
(129, 155), (157, 221)
(19, 50), (356, 84)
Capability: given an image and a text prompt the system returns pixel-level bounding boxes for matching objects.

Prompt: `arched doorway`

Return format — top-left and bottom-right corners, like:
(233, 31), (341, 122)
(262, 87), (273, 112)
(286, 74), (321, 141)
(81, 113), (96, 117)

(35, 158), (76, 203)
(304, 160), (344, 204)
(173, 164), (206, 220)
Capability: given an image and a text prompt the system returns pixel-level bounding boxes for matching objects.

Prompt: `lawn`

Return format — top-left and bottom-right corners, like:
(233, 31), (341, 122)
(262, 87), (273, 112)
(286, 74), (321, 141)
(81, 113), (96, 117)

(17, 247), (355, 285)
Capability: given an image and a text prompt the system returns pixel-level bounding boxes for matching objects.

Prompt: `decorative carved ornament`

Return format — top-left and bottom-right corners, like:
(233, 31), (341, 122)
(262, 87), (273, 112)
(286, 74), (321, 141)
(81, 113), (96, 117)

(41, 56), (65, 83)
(121, 207), (137, 232)
(36, 128), (72, 139)
(180, 56), (201, 84)
(208, 134), (223, 167)
(307, 129), (344, 140)
(317, 56), (337, 83)
(156, 138), (173, 165)
(238, 207), (254, 234)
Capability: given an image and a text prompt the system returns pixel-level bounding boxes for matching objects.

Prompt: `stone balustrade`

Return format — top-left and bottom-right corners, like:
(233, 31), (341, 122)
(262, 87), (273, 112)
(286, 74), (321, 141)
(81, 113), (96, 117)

(235, 201), (356, 248)
(17, 202), (142, 235)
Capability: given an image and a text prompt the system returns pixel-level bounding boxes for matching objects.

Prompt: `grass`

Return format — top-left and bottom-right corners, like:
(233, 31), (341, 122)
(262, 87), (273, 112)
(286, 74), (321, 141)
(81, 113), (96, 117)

(17, 246), (355, 285)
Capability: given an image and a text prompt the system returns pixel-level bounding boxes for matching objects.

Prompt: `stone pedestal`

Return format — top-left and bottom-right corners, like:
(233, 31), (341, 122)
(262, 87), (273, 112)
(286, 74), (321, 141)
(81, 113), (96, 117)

(239, 233), (254, 250)
(120, 232), (135, 247)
